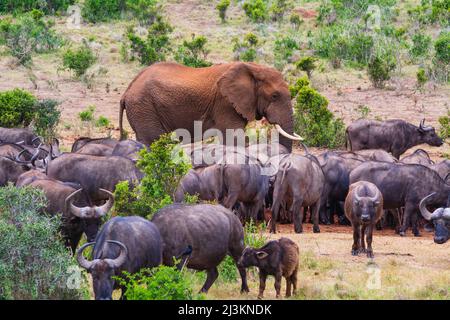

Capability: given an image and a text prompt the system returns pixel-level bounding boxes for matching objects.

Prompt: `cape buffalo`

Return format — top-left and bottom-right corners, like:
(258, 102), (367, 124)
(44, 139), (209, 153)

(346, 119), (443, 159)
(71, 137), (119, 153)
(400, 149), (434, 166)
(238, 237), (299, 299)
(111, 139), (145, 160)
(350, 162), (450, 236)
(0, 127), (38, 145)
(345, 181), (383, 258)
(77, 216), (163, 300)
(0, 157), (29, 186)
(419, 193), (450, 244)
(151, 203), (249, 294)
(74, 143), (114, 156)
(46, 153), (143, 201)
(175, 165), (223, 203)
(430, 160), (450, 181)
(270, 154), (325, 233)
(25, 179), (113, 252)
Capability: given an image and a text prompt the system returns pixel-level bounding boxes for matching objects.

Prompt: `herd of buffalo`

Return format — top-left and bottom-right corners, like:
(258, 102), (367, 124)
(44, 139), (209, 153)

(0, 114), (449, 299)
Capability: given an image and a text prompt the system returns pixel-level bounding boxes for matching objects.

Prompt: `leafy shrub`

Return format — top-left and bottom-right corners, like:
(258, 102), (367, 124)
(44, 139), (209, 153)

(126, 17), (173, 65)
(82, 0), (126, 23)
(114, 134), (191, 219)
(416, 68), (427, 90)
(273, 36), (298, 70)
(175, 35), (212, 68)
(0, 0), (74, 14)
(116, 266), (202, 300)
(409, 32), (431, 60)
(233, 33), (259, 62)
(216, 0), (231, 23)
(434, 31), (450, 65)
(438, 111), (450, 140)
(367, 54), (395, 88)
(78, 105), (96, 122)
(0, 12), (63, 64)
(62, 43), (97, 78)
(0, 88), (36, 128)
(296, 56), (317, 78)
(0, 185), (89, 300)
(293, 77), (346, 148)
(270, 0), (291, 22)
(243, 0), (268, 23)
(31, 99), (61, 143)
(407, 0), (449, 27)
(95, 115), (111, 128)
(289, 13), (304, 29)
(127, 0), (160, 26)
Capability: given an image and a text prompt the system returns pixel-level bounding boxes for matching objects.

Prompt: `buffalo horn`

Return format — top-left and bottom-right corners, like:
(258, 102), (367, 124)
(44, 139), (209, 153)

(104, 240), (128, 269)
(77, 242), (96, 270)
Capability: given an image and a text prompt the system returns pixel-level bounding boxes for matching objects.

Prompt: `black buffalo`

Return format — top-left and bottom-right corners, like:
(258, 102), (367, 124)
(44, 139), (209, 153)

(77, 216), (163, 300)
(346, 119), (443, 159)
(419, 193), (450, 244)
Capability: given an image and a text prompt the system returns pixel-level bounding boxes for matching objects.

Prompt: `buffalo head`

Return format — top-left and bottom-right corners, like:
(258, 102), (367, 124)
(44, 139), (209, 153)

(418, 119), (443, 147)
(419, 193), (450, 244)
(77, 240), (128, 300)
(65, 188), (114, 242)
(353, 189), (381, 224)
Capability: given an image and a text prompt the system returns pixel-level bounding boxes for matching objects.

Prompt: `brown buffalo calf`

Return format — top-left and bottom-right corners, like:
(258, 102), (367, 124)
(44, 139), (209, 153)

(238, 237), (299, 299)
(345, 181), (383, 258)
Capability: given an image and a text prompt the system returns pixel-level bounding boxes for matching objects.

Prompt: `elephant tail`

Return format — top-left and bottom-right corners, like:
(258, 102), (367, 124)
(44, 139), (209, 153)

(119, 98), (126, 141)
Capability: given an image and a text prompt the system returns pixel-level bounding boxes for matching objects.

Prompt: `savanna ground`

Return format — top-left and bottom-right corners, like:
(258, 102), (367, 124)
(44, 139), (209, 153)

(1, 0), (449, 299)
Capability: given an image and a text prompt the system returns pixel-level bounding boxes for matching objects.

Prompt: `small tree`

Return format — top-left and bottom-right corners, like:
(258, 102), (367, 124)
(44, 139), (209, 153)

(296, 56), (317, 79)
(216, 0), (231, 23)
(127, 0), (160, 26)
(31, 99), (61, 144)
(289, 13), (303, 29)
(175, 35), (212, 68)
(367, 54), (395, 88)
(416, 68), (427, 91)
(62, 42), (97, 78)
(243, 0), (268, 23)
(0, 185), (89, 300)
(127, 16), (173, 65)
(0, 88), (36, 128)
(292, 77), (345, 148)
(233, 33), (259, 62)
(114, 134), (192, 219)
(270, 0), (291, 22)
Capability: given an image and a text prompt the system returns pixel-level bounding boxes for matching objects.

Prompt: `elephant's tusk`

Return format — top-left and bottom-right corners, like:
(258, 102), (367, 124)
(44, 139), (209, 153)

(275, 124), (304, 141)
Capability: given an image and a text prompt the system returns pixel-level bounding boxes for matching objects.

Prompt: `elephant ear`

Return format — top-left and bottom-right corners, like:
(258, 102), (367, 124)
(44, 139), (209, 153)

(218, 63), (257, 122)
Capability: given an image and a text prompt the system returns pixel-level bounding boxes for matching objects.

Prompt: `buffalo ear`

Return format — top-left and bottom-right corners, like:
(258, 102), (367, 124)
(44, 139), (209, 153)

(256, 251), (269, 259)
(218, 63), (257, 122)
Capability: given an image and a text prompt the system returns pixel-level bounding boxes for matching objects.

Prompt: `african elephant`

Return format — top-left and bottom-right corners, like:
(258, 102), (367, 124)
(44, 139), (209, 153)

(119, 62), (302, 151)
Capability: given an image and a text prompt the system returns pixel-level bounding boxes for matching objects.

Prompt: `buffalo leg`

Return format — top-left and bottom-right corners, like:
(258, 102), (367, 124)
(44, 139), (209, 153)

(410, 211), (420, 237)
(285, 276), (292, 297)
(274, 271), (282, 298)
(351, 223), (360, 256)
(200, 267), (219, 293)
(400, 204), (414, 237)
(366, 224), (375, 258)
(223, 192), (239, 211)
(292, 199), (304, 233)
(229, 251), (249, 293)
(291, 268), (298, 296)
(360, 224), (367, 253)
(270, 180), (288, 233)
(258, 272), (267, 299)
(311, 202), (321, 233)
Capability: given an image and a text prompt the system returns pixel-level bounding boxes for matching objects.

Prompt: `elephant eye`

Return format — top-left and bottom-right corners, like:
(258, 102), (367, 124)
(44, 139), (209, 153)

(271, 92), (280, 101)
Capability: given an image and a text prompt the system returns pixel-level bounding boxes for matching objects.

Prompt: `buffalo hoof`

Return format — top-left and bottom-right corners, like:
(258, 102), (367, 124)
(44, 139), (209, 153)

(367, 251), (374, 259)
(413, 231), (421, 237)
(257, 295), (263, 300)
(313, 226), (320, 233)
(359, 248), (367, 254)
(294, 226), (303, 233)
(351, 249), (359, 256)
(399, 231), (406, 237)
(240, 287), (250, 294)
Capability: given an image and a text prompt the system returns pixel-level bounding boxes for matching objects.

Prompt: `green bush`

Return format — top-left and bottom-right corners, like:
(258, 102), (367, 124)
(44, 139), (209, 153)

(416, 68), (428, 90)
(273, 36), (298, 70)
(289, 13), (303, 29)
(82, 0), (126, 23)
(114, 134), (191, 219)
(126, 0), (160, 26)
(95, 115), (111, 128)
(175, 35), (212, 68)
(270, 0), (291, 22)
(62, 43), (97, 78)
(233, 33), (259, 62)
(0, 88), (36, 128)
(293, 77), (346, 148)
(0, 185), (89, 300)
(438, 111), (450, 140)
(216, 0), (231, 23)
(243, 0), (268, 23)
(127, 17), (173, 65)
(434, 31), (450, 65)
(296, 56), (317, 78)
(409, 32), (431, 60)
(0, 12), (63, 64)
(78, 105), (96, 122)
(0, 0), (74, 14)
(31, 99), (61, 143)
(116, 266), (202, 300)
(367, 54), (395, 88)
(407, 0), (449, 27)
